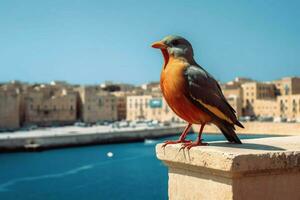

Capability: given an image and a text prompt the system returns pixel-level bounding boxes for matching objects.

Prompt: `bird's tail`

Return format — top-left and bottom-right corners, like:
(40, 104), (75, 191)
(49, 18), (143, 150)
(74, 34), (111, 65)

(216, 121), (242, 144)
(235, 120), (244, 128)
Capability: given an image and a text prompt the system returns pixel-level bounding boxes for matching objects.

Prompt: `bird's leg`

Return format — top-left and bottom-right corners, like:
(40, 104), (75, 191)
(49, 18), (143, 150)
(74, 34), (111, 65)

(162, 123), (192, 147)
(181, 123), (208, 150)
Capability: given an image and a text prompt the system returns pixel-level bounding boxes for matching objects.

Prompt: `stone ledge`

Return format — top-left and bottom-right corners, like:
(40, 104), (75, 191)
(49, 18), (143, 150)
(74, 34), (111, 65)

(156, 136), (300, 200)
(156, 136), (300, 177)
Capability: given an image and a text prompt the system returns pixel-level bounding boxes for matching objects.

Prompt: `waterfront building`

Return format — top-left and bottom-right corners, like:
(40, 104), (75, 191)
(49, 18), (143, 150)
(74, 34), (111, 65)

(112, 91), (131, 121)
(221, 81), (244, 118)
(221, 83), (243, 98)
(277, 94), (300, 122)
(226, 95), (243, 118)
(253, 99), (278, 118)
(241, 82), (277, 116)
(0, 86), (20, 130)
(76, 86), (118, 123)
(126, 94), (183, 122)
(141, 82), (161, 93)
(100, 81), (136, 92)
(273, 77), (300, 96)
(23, 85), (77, 126)
(126, 95), (152, 121)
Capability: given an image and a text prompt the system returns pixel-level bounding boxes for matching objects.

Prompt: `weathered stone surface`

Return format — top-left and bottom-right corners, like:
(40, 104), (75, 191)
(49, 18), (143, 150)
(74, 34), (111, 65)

(193, 122), (300, 135)
(156, 136), (300, 200)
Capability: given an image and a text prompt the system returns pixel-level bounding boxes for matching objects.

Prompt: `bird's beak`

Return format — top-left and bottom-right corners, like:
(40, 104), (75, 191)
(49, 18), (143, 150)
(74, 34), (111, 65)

(151, 41), (167, 49)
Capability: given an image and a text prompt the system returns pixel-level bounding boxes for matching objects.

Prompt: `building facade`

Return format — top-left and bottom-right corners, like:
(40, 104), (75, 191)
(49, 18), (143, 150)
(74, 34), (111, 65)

(76, 86), (118, 123)
(226, 95), (243, 118)
(241, 82), (276, 116)
(23, 85), (77, 126)
(277, 95), (300, 121)
(126, 94), (183, 122)
(252, 99), (278, 118)
(112, 91), (130, 121)
(221, 82), (243, 118)
(273, 77), (300, 96)
(0, 88), (20, 130)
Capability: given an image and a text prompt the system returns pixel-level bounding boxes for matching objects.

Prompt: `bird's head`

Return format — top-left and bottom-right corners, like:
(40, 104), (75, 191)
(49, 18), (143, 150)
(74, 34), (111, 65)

(151, 35), (194, 68)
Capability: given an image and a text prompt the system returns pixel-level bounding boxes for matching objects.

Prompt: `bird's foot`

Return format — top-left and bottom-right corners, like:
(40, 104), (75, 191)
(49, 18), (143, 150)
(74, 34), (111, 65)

(162, 140), (192, 148)
(180, 140), (208, 150)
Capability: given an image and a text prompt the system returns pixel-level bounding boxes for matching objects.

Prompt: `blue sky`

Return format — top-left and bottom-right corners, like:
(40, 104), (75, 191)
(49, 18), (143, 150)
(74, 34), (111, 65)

(0, 0), (299, 85)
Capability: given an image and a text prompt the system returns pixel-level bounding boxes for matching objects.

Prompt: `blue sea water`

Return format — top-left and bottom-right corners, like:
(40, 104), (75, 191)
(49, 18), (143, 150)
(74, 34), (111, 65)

(0, 134), (273, 200)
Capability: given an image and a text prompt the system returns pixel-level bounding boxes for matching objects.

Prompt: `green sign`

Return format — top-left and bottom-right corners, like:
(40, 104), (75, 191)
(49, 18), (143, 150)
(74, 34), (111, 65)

(149, 99), (162, 108)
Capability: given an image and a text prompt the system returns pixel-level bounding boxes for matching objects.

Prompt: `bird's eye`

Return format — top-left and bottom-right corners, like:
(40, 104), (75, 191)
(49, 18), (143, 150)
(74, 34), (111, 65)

(172, 40), (179, 46)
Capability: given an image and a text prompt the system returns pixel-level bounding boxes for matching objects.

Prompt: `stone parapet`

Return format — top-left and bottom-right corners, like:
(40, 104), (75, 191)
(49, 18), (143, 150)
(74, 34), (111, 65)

(156, 136), (300, 200)
(193, 122), (300, 135)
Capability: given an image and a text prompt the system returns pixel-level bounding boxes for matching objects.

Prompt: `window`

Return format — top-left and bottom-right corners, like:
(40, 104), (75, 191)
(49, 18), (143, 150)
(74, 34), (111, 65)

(44, 110), (49, 115)
(98, 98), (103, 107)
(292, 99), (297, 112)
(284, 85), (289, 95)
(280, 100), (284, 112)
(70, 106), (73, 111)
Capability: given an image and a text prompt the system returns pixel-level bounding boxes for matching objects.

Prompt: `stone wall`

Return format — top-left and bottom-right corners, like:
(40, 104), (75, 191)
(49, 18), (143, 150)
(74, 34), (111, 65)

(76, 86), (118, 123)
(0, 91), (20, 130)
(156, 136), (300, 200)
(23, 89), (77, 126)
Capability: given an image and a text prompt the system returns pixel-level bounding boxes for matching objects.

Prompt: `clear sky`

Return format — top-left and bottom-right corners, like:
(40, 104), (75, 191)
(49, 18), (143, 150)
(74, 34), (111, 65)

(0, 0), (299, 85)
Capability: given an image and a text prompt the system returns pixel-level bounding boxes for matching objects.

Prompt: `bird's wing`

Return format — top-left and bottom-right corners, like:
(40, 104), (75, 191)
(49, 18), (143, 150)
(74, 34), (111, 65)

(184, 65), (242, 127)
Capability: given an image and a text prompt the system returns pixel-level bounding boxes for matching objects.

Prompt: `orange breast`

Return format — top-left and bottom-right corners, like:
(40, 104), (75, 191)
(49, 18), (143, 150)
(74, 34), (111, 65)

(160, 57), (212, 124)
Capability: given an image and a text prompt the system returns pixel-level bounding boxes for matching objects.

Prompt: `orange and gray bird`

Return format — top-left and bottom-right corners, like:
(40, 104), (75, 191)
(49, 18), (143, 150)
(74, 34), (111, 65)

(151, 35), (244, 149)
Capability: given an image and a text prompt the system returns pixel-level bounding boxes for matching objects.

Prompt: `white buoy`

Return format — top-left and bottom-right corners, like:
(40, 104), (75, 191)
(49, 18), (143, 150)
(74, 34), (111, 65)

(107, 152), (114, 157)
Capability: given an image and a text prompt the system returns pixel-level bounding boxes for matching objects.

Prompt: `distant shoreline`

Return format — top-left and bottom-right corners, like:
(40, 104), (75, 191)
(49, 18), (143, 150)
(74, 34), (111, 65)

(193, 122), (300, 136)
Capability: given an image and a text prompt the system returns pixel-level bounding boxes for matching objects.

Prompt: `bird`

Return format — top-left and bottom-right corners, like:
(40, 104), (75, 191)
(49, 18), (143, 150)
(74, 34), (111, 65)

(151, 35), (244, 149)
